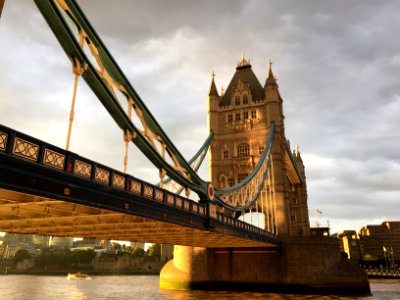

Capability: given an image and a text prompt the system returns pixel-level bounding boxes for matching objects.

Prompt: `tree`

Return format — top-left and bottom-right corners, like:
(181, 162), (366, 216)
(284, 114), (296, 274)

(131, 247), (145, 257)
(146, 243), (161, 258)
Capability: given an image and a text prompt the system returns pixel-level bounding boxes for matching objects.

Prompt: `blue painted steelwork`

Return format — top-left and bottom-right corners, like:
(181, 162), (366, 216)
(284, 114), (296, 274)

(32, 0), (275, 212)
(157, 132), (214, 195)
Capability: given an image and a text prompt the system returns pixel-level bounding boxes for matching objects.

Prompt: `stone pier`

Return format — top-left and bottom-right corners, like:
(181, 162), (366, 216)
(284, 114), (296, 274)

(160, 236), (370, 295)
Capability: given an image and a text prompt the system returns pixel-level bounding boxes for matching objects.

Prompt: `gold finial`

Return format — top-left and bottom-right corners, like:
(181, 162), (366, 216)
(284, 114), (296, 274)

(295, 144), (300, 156)
(237, 52), (250, 67)
(211, 71), (215, 80)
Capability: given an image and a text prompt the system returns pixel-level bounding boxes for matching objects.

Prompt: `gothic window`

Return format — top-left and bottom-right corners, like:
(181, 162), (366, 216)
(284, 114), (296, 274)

(227, 114), (233, 123)
(258, 146), (264, 155)
(297, 226), (304, 236)
(227, 178), (234, 187)
(235, 113), (241, 121)
(223, 150), (229, 159)
(292, 197), (298, 204)
(251, 110), (257, 119)
(235, 95), (240, 106)
(290, 211), (297, 222)
(242, 94), (248, 105)
(237, 143), (250, 157)
(243, 111), (249, 119)
(237, 173), (249, 183)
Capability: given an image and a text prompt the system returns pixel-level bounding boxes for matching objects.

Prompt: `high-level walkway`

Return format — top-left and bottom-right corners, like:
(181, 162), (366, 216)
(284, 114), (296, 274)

(0, 124), (279, 248)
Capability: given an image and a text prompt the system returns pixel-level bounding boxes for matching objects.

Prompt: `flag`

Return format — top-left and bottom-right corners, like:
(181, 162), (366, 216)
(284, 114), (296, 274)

(316, 209), (322, 214)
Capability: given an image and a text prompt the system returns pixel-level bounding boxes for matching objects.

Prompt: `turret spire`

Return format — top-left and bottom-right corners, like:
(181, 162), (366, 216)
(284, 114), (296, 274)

(208, 71), (219, 97)
(237, 52), (251, 68)
(265, 59), (278, 88)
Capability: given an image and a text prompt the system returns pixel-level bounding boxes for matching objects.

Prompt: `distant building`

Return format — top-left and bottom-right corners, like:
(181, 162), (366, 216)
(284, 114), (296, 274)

(336, 230), (361, 262)
(160, 244), (174, 261)
(49, 236), (74, 249)
(310, 227), (330, 237)
(359, 221), (400, 261)
(130, 242), (145, 249)
(99, 240), (111, 250)
(73, 238), (100, 248)
(1, 233), (48, 256)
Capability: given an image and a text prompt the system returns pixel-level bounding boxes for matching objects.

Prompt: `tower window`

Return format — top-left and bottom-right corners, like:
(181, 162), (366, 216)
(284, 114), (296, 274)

(235, 96), (240, 106)
(258, 146), (264, 155)
(223, 150), (229, 159)
(227, 178), (234, 187)
(290, 212), (297, 222)
(235, 113), (241, 121)
(251, 110), (257, 119)
(227, 114), (233, 123)
(243, 111), (249, 119)
(237, 143), (250, 157)
(237, 173), (249, 183)
(242, 95), (248, 105)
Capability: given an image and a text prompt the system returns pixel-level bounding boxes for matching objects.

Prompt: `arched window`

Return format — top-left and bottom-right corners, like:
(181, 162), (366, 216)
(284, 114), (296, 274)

(237, 143), (250, 157)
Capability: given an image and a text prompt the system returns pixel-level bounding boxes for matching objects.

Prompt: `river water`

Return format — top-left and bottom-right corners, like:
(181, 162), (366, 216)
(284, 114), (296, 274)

(0, 275), (399, 299)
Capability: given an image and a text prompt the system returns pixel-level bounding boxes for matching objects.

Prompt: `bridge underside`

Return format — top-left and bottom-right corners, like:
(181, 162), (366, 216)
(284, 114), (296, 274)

(0, 188), (270, 248)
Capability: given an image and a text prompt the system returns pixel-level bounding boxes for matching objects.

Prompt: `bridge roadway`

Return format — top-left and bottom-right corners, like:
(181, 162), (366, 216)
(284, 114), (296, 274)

(0, 124), (279, 247)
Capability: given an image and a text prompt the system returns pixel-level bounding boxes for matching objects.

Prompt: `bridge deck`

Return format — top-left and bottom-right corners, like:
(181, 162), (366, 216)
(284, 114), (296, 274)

(0, 189), (271, 247)
(0, 125), (279, 247)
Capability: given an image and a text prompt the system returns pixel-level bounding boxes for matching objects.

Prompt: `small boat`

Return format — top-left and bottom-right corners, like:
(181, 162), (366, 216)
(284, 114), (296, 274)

(67, 272), (91, 280)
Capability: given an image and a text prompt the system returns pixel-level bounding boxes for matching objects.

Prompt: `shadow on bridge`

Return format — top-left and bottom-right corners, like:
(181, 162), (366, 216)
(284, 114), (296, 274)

(0, 124), (279, 248)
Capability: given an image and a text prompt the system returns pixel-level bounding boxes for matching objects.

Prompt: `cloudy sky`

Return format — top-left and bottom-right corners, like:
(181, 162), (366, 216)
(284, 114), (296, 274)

(1, 1), (399, 234)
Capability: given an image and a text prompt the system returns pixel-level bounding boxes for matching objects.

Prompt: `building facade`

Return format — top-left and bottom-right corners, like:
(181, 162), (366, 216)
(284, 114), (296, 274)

(336, 230), (362, 262)
(207, 55), (310, 236)
(359, 221), (400, 262)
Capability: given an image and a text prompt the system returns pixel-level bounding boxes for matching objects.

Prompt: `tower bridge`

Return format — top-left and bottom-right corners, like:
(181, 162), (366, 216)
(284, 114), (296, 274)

(0, 0), (370, 294)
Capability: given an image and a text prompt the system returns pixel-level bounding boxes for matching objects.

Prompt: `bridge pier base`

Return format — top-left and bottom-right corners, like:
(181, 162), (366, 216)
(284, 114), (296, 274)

(160, 236), (370, 295)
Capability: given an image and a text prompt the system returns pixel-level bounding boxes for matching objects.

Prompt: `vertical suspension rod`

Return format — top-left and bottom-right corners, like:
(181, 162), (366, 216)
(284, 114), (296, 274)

(66, 33), (85, 151)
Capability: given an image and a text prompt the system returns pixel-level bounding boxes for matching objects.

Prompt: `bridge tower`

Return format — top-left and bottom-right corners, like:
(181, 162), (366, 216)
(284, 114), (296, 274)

(161, 57), (369, 293)
(208, 55), (310, 235)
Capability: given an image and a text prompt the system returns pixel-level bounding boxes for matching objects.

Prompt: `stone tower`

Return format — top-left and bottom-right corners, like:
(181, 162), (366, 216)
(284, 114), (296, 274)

(207, 55), (310, 236)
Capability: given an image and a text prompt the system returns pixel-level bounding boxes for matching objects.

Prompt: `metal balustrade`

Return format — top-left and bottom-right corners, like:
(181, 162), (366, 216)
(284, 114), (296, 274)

(0, 123), (279, 245)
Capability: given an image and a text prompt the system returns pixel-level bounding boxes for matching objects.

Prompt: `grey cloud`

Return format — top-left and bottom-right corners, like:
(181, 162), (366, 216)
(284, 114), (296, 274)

(1, 0), (400, 233)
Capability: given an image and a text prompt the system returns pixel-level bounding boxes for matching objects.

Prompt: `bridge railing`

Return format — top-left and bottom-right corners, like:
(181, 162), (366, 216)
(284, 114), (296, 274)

(1, 124), (279, 244)
(216, 212), (278, 242)
(0, 124), (206, 218)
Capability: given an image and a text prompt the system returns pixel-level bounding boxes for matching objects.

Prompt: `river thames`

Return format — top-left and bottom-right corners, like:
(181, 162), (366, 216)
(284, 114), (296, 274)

(0, 275), (399, 299)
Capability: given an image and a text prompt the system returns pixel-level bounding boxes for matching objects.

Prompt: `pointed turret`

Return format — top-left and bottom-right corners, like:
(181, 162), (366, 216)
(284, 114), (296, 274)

(295, 145), (303, 163)
(219, 54), (264, 106)
(265, 59), (278, 88)
(207, 71), (221, 135)
(265, 59), (284, 127)
(237, 52), (251, 68)
(208, 71), (219, 97)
